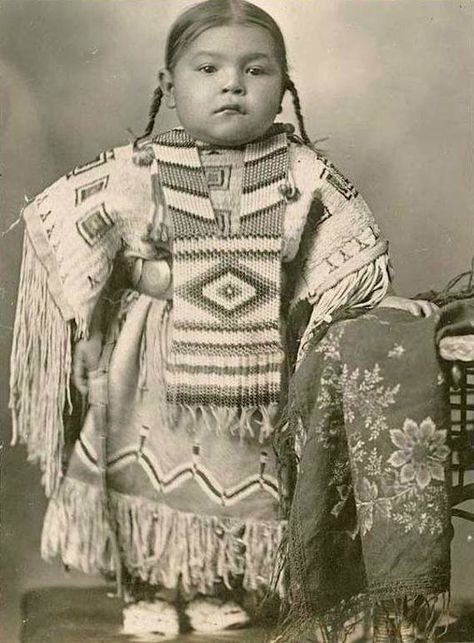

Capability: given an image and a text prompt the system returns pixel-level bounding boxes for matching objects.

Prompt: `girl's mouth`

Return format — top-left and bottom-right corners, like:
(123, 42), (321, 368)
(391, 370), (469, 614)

(215, 105), (245, 115)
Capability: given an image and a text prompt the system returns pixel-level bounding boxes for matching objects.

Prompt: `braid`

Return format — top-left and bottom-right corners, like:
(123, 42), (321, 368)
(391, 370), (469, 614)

(134, 85), (164, 150)
(286, 78), (312, 147)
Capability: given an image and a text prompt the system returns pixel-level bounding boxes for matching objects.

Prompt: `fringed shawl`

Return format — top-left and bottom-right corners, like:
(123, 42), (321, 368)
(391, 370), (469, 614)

(10, 126), (390, 496)
(277, 307), (453, 642)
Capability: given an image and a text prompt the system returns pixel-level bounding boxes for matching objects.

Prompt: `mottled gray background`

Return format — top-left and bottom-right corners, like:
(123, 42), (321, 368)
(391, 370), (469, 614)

(0, 1), (473, 641)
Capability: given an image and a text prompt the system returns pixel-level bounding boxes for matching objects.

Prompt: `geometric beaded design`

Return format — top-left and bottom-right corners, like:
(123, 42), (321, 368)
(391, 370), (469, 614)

(153, 127), (289, 409)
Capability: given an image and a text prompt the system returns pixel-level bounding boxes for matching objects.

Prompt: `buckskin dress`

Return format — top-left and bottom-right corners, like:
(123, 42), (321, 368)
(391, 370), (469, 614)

(10, 124), (392, 602)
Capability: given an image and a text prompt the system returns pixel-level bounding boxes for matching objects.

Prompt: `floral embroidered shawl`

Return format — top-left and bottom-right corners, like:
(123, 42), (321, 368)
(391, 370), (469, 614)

(277, 306), (455, 642)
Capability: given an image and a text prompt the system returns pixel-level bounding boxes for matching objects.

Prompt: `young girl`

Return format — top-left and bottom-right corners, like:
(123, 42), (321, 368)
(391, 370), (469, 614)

(10, 0), (445, 639)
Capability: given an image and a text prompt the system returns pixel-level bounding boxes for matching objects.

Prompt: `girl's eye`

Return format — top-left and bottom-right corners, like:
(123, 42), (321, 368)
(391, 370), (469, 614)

(199, 65), (217, 74)
(247, 67), (265, 76)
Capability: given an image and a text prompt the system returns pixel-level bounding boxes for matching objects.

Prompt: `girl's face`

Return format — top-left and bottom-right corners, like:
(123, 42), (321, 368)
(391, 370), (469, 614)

(160, 24), (284, 146)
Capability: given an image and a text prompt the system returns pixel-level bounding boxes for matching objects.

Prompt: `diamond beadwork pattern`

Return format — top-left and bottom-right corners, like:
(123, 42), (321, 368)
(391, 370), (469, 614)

(178, 261), (278, 324)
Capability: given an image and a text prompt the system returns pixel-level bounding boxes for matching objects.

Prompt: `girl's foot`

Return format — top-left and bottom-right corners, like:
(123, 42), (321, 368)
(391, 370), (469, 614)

(122, 599), (180, 637)
(185, 597), (251, 633)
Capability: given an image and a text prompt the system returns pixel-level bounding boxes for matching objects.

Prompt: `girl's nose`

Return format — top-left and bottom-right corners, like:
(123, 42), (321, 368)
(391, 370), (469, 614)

(222, 70), (245, 94)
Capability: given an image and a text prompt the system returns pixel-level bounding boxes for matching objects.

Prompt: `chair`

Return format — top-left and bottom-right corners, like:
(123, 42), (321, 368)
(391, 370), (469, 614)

(449, 359), (474, 521)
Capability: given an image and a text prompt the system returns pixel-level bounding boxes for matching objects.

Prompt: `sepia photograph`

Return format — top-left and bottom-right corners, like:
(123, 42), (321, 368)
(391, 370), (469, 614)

(0, 1), (473, 641)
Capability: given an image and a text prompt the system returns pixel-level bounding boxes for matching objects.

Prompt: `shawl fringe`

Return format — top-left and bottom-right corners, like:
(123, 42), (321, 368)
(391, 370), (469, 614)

(9, 232), (72, 497)
(272, 590), (451, 643)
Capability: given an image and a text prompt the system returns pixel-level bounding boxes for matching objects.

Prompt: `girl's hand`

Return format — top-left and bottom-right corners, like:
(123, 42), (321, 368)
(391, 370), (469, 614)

(72, 333), (103, 395)
(378, 295), (439, 318)
(133, 258), (172, 299)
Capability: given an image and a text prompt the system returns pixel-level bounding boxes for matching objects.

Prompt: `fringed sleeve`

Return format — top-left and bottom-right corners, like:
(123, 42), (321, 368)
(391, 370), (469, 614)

(285, 143), (392, 364)
(296, 254), (392, 362)
(9, 144), (153, 496)
(9, 231), (73, 496)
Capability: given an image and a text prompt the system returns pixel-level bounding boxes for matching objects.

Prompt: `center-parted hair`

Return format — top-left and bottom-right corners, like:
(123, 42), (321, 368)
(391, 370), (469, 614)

(135, 0), (311, 148)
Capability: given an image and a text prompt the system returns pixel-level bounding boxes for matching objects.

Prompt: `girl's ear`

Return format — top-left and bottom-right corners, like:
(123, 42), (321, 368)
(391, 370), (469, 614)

(159, 68), (176, 109)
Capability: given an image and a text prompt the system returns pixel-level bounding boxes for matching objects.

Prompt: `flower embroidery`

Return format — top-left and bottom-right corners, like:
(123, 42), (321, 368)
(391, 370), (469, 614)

(356, 477), (378, 535)
(314, 326), (344, 361)
(341, 363), (400, 439)
(355, 477), (391, 535)
(388, 417), (450, 489)
(388, 344), (405, 358)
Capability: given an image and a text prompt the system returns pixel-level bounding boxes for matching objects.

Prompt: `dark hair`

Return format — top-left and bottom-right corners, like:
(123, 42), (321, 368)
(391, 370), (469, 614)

(135, 0), (311, 148)
(166, 0), (289, 74)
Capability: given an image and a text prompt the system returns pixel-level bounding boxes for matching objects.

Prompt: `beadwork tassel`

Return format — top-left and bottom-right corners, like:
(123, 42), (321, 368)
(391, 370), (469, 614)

(170, 404), (279, 440)
(132, 140), (155, 167)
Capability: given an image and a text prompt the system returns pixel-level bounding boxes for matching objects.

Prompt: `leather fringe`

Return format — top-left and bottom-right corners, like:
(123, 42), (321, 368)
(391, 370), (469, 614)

(296, 254), (391, 365)
(41, 477), (115, 575)
(9, 232), (72, 497)
(111, 490), (286, 596)
(40, 477), (286, 597)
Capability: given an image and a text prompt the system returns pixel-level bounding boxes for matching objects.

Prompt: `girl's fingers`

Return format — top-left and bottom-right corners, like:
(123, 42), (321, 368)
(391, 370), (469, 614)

(414, 300), (429, 317)
(379, 296), (439, 317)
(413, 300), (439, 318)
(407, 302), (422, 317)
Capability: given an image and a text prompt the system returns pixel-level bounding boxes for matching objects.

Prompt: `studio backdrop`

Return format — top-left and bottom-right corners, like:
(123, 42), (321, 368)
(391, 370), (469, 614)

(0, 1), (472, 641)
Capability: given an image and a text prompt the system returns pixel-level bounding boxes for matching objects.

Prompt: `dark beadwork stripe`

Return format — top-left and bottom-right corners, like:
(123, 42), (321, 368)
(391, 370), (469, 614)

(243, 146), (286, 192)
(159, 162), (208, 198)
(244, 144), (288, 170)
(173, 319), (279, 332)
(167, 361), (280, 376)
(242, 146), (287, 192)
(170, 340), (282, 355)
(243, 171), (287, 195)
(173, 245), (279, 259)
(166, 389), (280, 407)
(153, 129), (195, 148)
(170, 208), (218, 238)
(239, 203), (284, 237)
